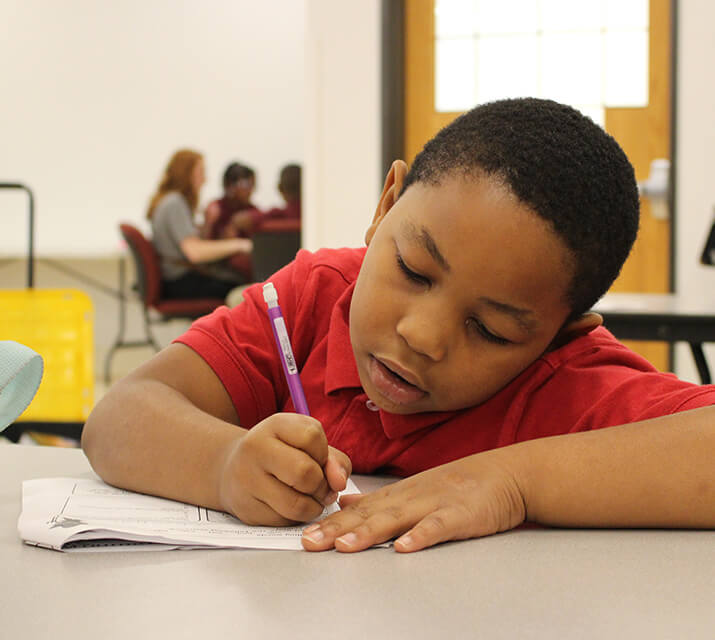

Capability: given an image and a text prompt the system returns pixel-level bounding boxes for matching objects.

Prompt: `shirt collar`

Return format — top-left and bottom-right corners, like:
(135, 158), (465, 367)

(324, 282), (362, 393)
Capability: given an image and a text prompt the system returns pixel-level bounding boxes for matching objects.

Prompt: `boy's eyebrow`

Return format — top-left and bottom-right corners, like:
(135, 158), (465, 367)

(401, 219), (536, 332)
(478, 297), (538, 332)
(402, 220), (451, 272)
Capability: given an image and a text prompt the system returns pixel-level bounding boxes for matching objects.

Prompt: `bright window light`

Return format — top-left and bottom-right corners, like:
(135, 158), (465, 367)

(434, 0), (649, 119)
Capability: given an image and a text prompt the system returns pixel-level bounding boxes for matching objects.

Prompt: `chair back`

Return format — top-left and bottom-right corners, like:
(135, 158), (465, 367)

(119, 223), (162, 308)
(251, 220), (301, 282)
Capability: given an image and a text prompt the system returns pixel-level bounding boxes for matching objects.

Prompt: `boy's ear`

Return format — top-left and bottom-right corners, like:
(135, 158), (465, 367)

(365, 159), (408, 245)
(548, 311), (603, 350)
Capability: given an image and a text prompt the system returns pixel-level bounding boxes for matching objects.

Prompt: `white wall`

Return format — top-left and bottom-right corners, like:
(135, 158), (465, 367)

(303, 0), (382, 252)
(674, 0), (715, 382)
(0, 0), (305, 257)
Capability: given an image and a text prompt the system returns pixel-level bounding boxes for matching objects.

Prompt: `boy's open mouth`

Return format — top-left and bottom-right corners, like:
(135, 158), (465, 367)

(368, 356), (427, 406)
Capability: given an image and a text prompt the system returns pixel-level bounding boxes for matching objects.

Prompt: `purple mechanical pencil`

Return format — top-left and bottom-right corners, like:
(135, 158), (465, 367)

(263, 282), (310, 415)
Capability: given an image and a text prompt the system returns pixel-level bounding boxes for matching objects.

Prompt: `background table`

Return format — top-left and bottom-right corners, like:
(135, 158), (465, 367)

(595, 292), (715, 384)
(1, 444), (714, 639)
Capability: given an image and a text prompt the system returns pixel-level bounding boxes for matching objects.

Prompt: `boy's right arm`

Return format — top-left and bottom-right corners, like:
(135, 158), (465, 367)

(82, 343), (349, 525)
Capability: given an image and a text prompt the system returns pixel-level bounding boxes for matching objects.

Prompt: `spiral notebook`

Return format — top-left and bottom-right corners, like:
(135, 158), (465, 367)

(19, 477), (359, 552)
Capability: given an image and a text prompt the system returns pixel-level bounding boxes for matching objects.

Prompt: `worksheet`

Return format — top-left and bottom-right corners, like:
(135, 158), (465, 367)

(18, 477), (359, 552)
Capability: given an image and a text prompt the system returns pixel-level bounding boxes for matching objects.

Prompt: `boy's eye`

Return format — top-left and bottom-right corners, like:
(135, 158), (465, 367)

(467, 318), (510, 345)
(395, 250), (509, 345)
(396, 254), (430, 286)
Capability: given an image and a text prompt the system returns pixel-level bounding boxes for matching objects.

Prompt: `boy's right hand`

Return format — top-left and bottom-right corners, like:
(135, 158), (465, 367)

(217, 413), (351, 526)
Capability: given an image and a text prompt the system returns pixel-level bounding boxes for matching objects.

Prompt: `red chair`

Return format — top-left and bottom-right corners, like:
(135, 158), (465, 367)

(103, 223), (226, 383)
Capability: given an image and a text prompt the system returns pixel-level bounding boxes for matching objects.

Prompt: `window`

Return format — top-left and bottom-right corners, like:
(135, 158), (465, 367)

(434, 0), (649, 125)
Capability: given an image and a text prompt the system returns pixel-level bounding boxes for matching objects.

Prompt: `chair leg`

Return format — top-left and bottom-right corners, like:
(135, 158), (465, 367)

(104, 255), (128, 385)
(104, 256), (161, 385)
(143, 308), (161, 352)
(104, 341), (122, 386)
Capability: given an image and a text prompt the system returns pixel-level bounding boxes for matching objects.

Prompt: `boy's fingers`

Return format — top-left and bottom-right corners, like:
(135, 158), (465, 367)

(303, 508), (404, 552)
(325, 449), (352, 492)
(304, 503), (468, 553)
(303, 495), (413, 551)
(333, 509), (411, 552)
(233, 493), (297, 527)
(393, 506), (468, 553)
(259, 471), (326, 523)
(263, 439), (331, 500)
(338, 493), (362, 507)
(272, 415), (330, 466)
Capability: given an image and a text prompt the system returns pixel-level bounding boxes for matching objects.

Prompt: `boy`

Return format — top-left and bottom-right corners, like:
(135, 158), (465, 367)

(83, 99), (715, 553)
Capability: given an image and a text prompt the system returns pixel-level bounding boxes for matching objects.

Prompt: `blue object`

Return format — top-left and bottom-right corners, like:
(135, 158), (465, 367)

(0, 341), (44, 430)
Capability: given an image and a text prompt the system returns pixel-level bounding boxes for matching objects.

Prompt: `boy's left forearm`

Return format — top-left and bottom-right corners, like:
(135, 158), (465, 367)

(506, 405), (715, 529)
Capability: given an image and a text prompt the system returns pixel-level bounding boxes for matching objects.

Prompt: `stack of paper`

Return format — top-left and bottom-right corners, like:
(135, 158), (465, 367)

(19, 477), (358, 552)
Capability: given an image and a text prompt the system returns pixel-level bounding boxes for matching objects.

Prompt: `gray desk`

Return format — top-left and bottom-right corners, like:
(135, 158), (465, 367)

(595, 292), (715, 384)
(2, 445), (714, 640)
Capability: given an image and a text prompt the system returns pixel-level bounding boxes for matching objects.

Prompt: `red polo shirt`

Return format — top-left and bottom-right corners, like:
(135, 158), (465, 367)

(177, 247), (715, 476)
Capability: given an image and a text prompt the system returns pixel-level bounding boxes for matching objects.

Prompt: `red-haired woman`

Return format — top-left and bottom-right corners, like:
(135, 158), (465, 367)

(147, 149), (251, 299)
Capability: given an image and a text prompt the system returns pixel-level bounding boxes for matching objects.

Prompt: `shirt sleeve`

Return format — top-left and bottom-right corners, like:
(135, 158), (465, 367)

(512, 338), (715, 442)
(173, 250), (316, 427)
(164, 195), (198, 245)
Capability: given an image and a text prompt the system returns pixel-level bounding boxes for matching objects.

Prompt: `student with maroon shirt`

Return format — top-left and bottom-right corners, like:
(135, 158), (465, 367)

(83, 99), (715, 553)
(202, 162), (261, 279)
(202, 162), (261, 240)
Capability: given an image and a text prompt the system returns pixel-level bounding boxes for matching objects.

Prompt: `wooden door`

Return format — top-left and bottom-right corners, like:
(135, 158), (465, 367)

(404, 0), (673, 370)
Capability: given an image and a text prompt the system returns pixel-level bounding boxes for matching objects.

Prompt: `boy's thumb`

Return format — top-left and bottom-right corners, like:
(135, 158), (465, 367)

(325, 448), (352, 492)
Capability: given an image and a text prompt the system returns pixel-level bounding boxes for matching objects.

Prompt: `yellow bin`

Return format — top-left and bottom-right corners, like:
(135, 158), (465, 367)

(0, 289), (94, 422)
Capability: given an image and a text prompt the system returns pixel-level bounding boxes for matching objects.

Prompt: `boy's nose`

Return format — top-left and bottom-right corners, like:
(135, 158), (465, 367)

(396, 308), (449, 362)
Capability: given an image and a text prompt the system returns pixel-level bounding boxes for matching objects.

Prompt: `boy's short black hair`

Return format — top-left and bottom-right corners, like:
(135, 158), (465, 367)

(223, 162), (255, 189)
(402, 98), (640, 317)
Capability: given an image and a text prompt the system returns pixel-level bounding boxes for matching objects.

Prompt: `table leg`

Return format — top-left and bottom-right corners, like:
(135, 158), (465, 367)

(689, 343), (712, 385)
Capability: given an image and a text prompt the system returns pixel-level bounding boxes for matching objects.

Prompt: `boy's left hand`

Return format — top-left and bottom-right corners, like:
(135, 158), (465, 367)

(301, 451), (527, 553)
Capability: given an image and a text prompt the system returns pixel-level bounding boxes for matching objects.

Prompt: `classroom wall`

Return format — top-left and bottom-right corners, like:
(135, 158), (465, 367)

(674, 0), (715, 381)
(302, 0), (382, 252)
(1, 0), (305, 257)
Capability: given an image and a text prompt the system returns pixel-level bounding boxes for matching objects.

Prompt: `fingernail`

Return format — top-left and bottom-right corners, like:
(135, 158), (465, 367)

(322, 492), (338, 506)
(303, 523), (320, 534)
(303, 528), (324, 543)
(336, 532), (357, 547)
(396, 534), (412, 549)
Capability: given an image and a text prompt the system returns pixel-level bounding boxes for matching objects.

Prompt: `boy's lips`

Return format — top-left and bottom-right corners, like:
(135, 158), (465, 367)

(368, 356), (427, 406)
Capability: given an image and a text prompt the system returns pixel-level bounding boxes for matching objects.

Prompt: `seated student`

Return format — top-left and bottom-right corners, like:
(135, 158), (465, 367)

(83, 99), (715, 554)
(259, 163), (302, 227)
(148, 150), (252, 300)
(202, 162), (261, 240)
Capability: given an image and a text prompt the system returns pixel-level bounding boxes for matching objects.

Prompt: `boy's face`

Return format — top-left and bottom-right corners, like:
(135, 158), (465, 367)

(350, 170), (576, 414)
